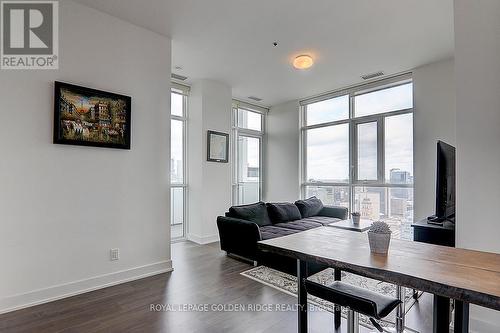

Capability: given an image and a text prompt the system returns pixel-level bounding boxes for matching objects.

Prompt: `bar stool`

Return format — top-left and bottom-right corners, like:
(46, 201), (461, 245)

(306, 280), (401, 333)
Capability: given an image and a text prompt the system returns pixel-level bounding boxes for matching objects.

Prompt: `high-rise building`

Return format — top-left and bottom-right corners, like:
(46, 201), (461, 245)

(390, 197), (407, 216)
(390, 168), (411, 184)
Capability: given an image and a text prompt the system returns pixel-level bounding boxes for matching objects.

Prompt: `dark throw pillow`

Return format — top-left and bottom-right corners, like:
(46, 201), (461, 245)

(295, 196), (324, 218)
(266, 202), (302, 223)
(228, 202), (271, 226)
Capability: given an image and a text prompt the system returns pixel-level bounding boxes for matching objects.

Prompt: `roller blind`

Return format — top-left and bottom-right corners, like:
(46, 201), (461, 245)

(299, 72), (412, 106)
(171, 82), (190, 95)
(232, 99), (269, 114)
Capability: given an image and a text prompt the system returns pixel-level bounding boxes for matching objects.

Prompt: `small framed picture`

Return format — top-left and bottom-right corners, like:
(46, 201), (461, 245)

(207, 130), (229, 163)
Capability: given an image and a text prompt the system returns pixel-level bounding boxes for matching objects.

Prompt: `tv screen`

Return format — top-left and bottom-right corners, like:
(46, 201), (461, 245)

(435, 141), (456, 220)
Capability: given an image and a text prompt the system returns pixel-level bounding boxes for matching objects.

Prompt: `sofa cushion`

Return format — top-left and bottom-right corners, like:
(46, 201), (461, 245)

(295, 196), (324, 218)
(299, 216), (342, 226)
(228, 202), (271, 226)
(266, 202), (302, 223)
(273, 220), (323, 231)
(259, 225), (300, 240)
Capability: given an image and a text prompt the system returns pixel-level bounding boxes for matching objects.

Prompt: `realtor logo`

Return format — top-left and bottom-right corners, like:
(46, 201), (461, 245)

(1, 1), (58, 69)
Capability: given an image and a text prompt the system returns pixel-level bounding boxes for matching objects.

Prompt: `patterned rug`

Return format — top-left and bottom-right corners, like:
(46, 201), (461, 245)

(241, 266), (420, 331)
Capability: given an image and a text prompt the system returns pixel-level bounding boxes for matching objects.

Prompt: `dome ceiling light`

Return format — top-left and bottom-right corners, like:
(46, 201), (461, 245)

(293, 55), (314, 70)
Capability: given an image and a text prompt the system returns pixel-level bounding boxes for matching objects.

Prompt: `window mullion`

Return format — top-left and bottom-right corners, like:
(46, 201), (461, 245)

(348, 93), (354, 214)
(350, 119), (357, 185)
(377, 117), (385, 183)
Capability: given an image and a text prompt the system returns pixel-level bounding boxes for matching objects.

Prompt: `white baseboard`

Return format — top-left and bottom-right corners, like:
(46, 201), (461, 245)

(0, 260), (173, 314)
(187, 233), (219, 244)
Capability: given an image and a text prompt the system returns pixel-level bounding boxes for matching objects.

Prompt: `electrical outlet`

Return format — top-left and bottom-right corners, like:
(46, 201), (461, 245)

(110, 248), (120, 261)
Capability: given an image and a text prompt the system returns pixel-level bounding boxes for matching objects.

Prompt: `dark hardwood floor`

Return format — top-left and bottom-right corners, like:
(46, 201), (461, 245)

(0, 241), (434, 332)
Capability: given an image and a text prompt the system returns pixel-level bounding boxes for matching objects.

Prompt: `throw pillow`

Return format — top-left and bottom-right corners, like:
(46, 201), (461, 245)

(295, 196), (324, 218)
(228, 202), (272, 226)
(266, 202), (302, 223)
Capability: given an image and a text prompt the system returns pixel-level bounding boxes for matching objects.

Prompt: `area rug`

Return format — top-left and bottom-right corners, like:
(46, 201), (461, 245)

(241, 266), (420, 331)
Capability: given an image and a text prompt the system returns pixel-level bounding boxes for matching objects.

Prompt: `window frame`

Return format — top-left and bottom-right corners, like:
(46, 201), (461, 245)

(231, 104), (266, 205)
(170, 86), (189, 241)
(300, 75), (414, 218)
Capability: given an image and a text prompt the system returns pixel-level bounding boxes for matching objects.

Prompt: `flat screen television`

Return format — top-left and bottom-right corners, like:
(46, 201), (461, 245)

(428, 141), (456, 224)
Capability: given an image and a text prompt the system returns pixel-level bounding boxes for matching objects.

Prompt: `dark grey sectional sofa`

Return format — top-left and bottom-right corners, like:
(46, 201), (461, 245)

(216, 197), (348, 275)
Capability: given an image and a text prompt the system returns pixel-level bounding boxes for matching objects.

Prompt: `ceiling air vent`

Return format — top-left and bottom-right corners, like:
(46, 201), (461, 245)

(171, 73), (188, 81)
(248, 96), (263, 102)
(361, 71), (384, 80)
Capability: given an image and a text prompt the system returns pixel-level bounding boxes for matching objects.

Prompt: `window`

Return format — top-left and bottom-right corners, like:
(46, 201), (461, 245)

(305, 95), (349, 126)
(306, 124), (349, 183)
(354, 82), (413, 117)
(356, 121), (378, 181)
(384, 113), (413, 182)
(232, 102), (267, 205)
(301, 76), (414, 240)
(305, 186), (350, 208)
(238, 108), (262, 131)
(170, 84), (188, 240)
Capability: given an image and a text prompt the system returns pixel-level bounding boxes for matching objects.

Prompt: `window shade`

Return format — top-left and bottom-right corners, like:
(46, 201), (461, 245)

(232, 99), (269, 114)
(299, 72), (412, 106)
(171, 82), (190, 95)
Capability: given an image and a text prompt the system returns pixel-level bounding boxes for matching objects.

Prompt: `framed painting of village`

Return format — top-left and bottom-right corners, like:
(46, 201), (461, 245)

(53, 82), (131, 149)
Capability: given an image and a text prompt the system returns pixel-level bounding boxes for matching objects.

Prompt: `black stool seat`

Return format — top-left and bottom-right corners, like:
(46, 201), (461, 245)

(306, 280), (401, 319)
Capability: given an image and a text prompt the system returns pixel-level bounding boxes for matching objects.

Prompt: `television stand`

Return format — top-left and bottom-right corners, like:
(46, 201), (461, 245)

(411, 218), (455, 247)
(427, 215), (445, 225)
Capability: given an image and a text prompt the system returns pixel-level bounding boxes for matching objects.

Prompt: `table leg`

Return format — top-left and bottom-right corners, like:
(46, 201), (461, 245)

(395, 285), (406, 333)
(433, 295), (450, 333)
(454, 300), (469, 333)
(297, 259), (308, 333)
(334, 268), (341, 329)
(347, 310), (359, 333)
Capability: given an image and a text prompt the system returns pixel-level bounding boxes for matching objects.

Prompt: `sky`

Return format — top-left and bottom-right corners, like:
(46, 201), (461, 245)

(355, 83), (413, 117)
(306, 83), (413, 183)
(357, 122), (377, 180)
(307, 95), (349, 126)
(238, 110), (261, 170)
(307, 124), (350, 182)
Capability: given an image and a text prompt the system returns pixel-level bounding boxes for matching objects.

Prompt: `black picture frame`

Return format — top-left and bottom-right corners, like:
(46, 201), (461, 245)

(207, 130), (229, 163)
(53, 81), (131, 149)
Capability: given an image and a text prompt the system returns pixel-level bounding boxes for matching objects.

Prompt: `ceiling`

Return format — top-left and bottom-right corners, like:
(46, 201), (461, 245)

(74, 0), (454, 106)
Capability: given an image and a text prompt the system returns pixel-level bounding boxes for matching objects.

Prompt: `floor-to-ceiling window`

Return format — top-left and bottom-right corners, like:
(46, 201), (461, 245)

(301, 74), (414, 239)
(232, 101), (267, 205)
(171, 83), (189, 240)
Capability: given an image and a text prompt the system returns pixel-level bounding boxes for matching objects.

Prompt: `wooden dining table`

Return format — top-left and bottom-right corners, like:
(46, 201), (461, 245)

(258, 226), (500, 333)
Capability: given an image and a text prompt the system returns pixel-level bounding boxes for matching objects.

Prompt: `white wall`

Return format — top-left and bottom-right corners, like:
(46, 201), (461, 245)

(454, 0), (500, 331)
(413, 58), (456, 221)
(0, 1), (171, 313)
(188, 80), (232, 244)
(264, 100), (301, 202)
